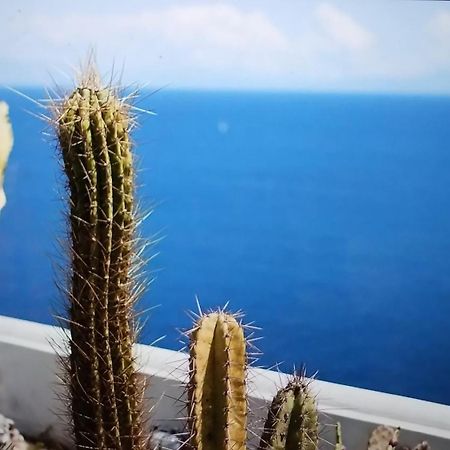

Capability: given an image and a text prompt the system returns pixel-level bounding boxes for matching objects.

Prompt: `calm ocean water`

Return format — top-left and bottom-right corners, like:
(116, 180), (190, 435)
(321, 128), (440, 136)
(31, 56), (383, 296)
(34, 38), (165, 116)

(1, 88), (450, 404)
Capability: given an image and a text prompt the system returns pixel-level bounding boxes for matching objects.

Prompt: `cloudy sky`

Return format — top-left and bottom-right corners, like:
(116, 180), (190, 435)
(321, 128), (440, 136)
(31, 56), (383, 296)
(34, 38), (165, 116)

(2, 1), (450, 93)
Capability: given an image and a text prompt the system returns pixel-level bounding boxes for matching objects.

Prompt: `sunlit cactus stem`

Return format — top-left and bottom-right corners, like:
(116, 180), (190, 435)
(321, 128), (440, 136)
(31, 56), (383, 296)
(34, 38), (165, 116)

(188, 310), (248, 450)
(258, 375), (319, 450)
(0, 101), (13, 213)
(56, 71), (146, 450)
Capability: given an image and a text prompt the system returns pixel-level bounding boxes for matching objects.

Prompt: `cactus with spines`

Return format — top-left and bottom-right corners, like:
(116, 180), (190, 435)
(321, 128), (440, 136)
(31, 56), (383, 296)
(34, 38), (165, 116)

(258, 375), (319, 450)
(187, 310), (247, 450)
(55, 71), (146, 450)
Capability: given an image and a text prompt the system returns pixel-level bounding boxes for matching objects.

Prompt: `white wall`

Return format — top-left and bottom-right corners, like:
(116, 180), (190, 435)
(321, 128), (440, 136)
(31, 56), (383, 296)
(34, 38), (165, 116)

(1, 315), (449, 449)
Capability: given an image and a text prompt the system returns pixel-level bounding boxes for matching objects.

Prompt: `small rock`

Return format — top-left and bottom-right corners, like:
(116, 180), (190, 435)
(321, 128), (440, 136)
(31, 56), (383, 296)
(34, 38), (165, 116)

(149, 430), (182, 450)
(413, 442), (431, 450)
(368, 425), (400, 450)
(0, 413), (27, 450)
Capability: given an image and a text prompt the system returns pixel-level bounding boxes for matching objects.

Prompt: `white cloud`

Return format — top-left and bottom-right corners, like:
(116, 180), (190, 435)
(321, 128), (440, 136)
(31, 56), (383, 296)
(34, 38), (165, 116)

(415, 10), (450, 79)
(428, 9), (450, 61)
(316, 3), (374, 51)
(151, 5), (288, 52)
(2, 3), (380, 88)
(39, 4), (287, 50)
(12, 4), (289, 78)
(429, 10), (450, 41)
(1, 1), (450, 92)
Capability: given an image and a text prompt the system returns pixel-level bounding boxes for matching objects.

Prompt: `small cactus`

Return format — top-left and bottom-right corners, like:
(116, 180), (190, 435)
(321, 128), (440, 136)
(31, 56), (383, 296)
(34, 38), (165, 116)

(0, 101), (13, 213)
(187, 310), (247, 450)
(55, 69), (146, 450)
(258, 374), (319, 450)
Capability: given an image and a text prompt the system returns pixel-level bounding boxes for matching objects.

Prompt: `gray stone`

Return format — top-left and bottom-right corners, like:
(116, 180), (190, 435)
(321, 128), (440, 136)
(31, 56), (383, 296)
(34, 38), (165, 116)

(0, 413), (27, 450)
(149, 430), (182, 450)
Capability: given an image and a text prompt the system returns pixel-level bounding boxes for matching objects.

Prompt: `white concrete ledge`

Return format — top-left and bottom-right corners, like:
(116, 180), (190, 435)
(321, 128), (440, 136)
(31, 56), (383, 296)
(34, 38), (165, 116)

(1, 315), (449, 448)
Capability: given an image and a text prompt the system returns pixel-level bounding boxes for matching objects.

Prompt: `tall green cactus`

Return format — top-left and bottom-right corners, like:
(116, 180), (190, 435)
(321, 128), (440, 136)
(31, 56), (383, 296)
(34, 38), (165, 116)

(258, 375), (319, 450)
(188, 311), (247, 450)
(56, 74), (146, 450)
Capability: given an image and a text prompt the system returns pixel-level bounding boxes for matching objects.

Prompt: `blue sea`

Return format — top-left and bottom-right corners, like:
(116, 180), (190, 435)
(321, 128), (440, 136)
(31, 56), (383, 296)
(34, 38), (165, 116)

(1, 88), (450, 405)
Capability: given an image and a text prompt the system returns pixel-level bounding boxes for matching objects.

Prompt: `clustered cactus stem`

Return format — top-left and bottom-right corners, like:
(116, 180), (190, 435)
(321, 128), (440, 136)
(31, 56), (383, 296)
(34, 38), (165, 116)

(56, 71), (146, 450)
(188, 310), (248, 450)
(258, 374), (319, 450)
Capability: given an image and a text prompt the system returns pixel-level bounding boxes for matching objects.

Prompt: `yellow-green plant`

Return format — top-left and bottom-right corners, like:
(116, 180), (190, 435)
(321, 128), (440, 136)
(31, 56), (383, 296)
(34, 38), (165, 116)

(55, 71), (146, 450)
(0, 101), (13, 213)
(258, 375), (319, 450)
(187, 310), (247, 450)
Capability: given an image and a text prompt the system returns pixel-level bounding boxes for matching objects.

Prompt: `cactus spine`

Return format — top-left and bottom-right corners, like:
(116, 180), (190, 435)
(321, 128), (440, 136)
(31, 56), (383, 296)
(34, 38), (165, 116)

(188, 311), (247, 450)
(56, 74), (145, 450)
(258, 376), (319, 450)
(0, 101), (13, 213)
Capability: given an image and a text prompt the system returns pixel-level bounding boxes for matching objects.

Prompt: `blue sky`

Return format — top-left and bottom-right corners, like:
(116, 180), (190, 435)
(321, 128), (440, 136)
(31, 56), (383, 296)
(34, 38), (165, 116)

(2, 1), (450, 93)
